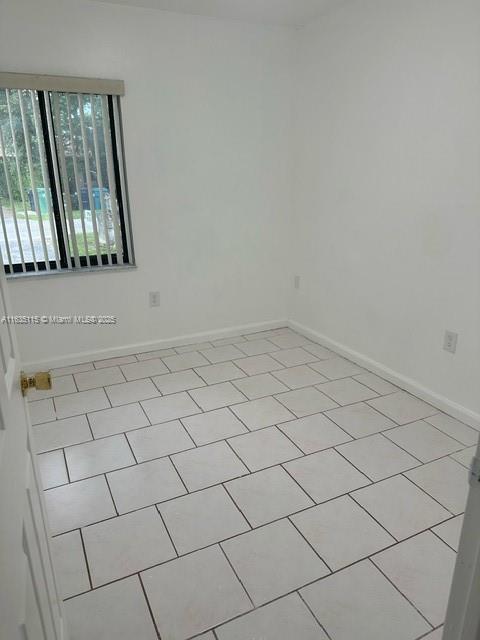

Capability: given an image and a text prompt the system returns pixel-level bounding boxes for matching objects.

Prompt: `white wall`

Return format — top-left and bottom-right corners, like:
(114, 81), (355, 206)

(2, 0), (478, 421)
(291, 0), (480, 419)
(0, 0), (294, 364)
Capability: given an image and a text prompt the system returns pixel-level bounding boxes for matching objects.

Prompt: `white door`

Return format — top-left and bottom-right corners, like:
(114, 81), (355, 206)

(0, 270), (65, 639)
(443, 438), (480, 640)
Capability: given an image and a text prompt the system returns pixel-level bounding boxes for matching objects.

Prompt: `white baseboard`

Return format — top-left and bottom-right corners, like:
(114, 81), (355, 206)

(289, 320), (480, 430)
(24, 319), (288, 371)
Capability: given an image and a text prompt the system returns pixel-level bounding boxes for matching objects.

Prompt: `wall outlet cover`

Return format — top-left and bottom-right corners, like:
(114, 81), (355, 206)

(149, 291), (160, 307)
(443, 330), (458, 354)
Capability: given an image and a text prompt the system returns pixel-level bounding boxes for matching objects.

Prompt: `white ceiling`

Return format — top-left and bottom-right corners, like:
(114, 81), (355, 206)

(90, 0), (337, 27)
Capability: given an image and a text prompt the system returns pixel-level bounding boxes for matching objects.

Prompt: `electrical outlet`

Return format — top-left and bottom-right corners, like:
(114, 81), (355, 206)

(149, 291), (160, 308)
(294, 275), (301, 290)
(443, 330), (458, 354)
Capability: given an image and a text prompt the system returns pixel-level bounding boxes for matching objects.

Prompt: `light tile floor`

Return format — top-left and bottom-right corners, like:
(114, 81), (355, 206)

(30, 327), (477, 640)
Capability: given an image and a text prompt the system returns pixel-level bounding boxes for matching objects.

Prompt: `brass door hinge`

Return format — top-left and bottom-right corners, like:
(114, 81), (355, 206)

(20, 371), (52, 396)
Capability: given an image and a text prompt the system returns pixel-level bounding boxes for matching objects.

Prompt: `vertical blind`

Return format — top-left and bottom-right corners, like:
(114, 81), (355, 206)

(0, 76), (132, 274)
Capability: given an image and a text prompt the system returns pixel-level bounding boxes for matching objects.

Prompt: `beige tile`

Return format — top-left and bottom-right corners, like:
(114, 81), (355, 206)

(228, 426), (302, 472)
(182, 408), (248, 446)
(51, 531), (90, 599)
(425, 413), (480, 446)
(121, 358), (169, 381)
(107, 458), (186, 513)
(234, 354), (284, 376)
(127, 420), (195, 462)
(106, 379), (159, 407)
(163, 351), (210, 372)
(74, 367), (125, 391)
(152, 369), (206, 394)
(55, 388), (109, 419)
(159, 485), (250, 554)
(325, 402), (396, 438)
(336, 433), (419, 481)
(233, 373), (288, 400)
(172, 441), (248, 491)
(279, 414), (351, 454)
(353, 372), (398, 395)
(301, 561), (429, 640)
(45, 476), (116, 535)
(235, 339), (279, 356)
(385, 421), (463, 462)
(302, 343), (334, 360)
(141, 391), (200, 423)
(65, 435), (135, 481)
(373, 532), (456, 626)
(88, 403), (149, 438)
(285, 449), (370, 503)
(216, 593), (327, 640)
(275, 387), (338, 418)
(310, 357), (364, 380)
(269, 333), (311, 349)
(33, 415), (92, 453)
(225, 466), (313, 527)
(292, 495), (394, 570)
(352, 475), (451, 540)
(65, 576), (157, 640)
(231, 396), (295, 430)
(200, 344), (245, 363)
(189, 382), (246, 412)
(29, 398), (56, 425)
(451, 446), (477, 468)
(271, 348), (318, 367)
(141, 546), (251, 640)
(83, 507), (176, 586)
(195, 362), (246, 385)
(273, 365), (328, 389)
(406, 457), (468, 515)
(37, 450), (68, 489)
(433, 515), (464, 551)
(368, 391), (437, 425)
(222, 519), (329, 606)
(318, 378), (377, 405)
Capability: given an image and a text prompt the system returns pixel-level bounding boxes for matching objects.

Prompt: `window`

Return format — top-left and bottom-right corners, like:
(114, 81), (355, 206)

(0, 73), (133, 275)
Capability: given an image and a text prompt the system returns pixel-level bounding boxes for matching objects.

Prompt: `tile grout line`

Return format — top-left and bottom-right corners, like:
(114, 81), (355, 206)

(103, 472), (119, 517)
(297, 590), (334, 640)
(287, 515), (334, 573)
(123, 431), (138, 464)
(400, 472), (458, 517)
(217, 544), (255, 609)
(137, 573), (162, 640)
(78, 527), (94, 591)
(155, 504), (180, 557)
(368, 557), (435, 631)
(61, 447), (71, 484)
(167, 454), (190, 496)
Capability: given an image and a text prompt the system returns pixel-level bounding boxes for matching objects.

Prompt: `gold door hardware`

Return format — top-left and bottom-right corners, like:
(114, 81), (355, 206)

(20, 371), (52, 396)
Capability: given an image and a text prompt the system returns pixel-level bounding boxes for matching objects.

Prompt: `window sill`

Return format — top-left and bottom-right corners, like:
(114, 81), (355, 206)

(6, 263), (137, 281)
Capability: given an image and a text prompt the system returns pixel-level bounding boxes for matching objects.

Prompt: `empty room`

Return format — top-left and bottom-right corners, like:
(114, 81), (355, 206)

(0, 0), (479, 639)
